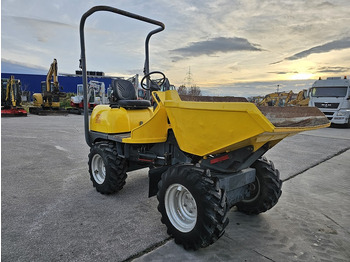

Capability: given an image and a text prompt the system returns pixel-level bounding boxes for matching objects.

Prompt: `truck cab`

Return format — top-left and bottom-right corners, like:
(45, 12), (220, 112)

(309, 77), (350, 127)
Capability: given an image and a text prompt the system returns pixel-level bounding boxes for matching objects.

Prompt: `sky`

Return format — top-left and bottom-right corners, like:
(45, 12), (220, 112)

(1, 0), (350, 97)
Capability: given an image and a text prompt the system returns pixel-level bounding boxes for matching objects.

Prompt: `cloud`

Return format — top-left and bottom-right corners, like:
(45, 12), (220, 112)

(267, 66), (349, 76)
(1, 59), (47, 74)
(268, 71), (298, 75)
(2, 0), (350, 88)
(171, 37), (263, 59)
(3, 15), (76, 43)
(314, 66), (350, 73)
(269, 60), (283, 65)
(317, 1), (335, 8)
(285, 37), (350, 61)
(4, 15), (75, 29)
(200, 79), (315, 97)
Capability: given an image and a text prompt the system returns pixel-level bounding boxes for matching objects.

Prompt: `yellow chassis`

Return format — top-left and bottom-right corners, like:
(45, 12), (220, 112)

(90, 90), (329, 157)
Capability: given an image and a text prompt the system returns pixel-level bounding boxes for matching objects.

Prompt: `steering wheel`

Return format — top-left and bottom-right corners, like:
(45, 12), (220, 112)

(141, 71), (166, 91)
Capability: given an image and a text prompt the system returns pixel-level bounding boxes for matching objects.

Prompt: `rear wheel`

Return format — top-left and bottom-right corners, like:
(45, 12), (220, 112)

(236, 157), (282, 215)
(157, 164), (228, 250)
(88, 142), (127, 194)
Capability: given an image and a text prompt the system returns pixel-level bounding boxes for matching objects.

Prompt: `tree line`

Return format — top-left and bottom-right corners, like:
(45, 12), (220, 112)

(177, 85), (201, 96)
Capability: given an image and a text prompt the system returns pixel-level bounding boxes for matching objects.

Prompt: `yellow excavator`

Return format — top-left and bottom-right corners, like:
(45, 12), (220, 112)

(1, 75), (27, 117)
(257, 91), (294, 106)
(287, 89), (309, 106)
(29, 59), (66, 114)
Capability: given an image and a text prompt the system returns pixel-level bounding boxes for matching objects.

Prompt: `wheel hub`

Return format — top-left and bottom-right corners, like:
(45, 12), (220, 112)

(242, 177), (260, 203)
(91, 154), (106, 184)
(165, 184), (197, 233)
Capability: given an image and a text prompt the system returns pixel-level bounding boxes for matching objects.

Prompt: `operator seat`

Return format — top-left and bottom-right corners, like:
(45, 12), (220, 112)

(110, 79), (151, 109)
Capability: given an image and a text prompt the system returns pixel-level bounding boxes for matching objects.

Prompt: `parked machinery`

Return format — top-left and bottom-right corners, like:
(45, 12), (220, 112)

(1, 76), (27, 117)
(29, 59), (66, 114)
(287, 89), (309, 106)
(257, 91), (295, 107)
(71, 80), (106, 110)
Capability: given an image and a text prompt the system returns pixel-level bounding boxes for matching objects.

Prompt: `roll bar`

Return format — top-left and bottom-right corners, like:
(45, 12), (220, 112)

(79, 6), (165, 147)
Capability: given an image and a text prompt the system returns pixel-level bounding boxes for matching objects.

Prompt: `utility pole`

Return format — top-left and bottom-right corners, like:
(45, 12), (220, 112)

(184, 67), (194, 87)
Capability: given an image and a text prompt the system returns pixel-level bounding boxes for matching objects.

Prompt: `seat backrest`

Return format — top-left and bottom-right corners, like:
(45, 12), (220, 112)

(110, 78), (151, 109)
(111, 79), (137, 102)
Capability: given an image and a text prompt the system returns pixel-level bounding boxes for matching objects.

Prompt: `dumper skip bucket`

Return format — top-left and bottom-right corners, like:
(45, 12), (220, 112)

(159, 90), (329, 156)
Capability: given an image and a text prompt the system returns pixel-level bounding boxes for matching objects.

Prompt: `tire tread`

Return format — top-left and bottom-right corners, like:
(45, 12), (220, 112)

(157, 164), (228, 250)
(236, 157), (282, 215)
(88, 141), (127, 194)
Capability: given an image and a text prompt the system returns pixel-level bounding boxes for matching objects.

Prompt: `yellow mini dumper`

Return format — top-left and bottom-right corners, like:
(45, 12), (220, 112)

(80, 6), (330, 250)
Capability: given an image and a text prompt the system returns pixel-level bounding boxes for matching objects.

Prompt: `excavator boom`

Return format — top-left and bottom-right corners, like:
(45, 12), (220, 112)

(46, 59), (59, 93)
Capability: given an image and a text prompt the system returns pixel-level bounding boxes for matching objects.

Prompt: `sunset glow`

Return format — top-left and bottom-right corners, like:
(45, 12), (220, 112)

(2, 0), (349, 97)
(290, 73), (314, 80)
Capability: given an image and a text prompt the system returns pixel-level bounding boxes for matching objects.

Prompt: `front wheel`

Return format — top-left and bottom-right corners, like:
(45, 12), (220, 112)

(157, 164), (228, 250)
(236, 157), (282, 215)
(88, 142), (127, 194)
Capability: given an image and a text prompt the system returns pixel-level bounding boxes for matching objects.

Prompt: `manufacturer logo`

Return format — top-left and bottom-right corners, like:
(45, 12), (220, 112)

(321, 103), (332, 108)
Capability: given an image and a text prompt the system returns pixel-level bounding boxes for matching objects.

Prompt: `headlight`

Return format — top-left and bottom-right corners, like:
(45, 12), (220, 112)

(337, 110), (350, 116)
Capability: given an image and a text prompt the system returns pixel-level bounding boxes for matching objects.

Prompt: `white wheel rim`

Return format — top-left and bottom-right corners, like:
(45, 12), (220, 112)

(91, 154), (106, 184)
(165, 184), (197, 233)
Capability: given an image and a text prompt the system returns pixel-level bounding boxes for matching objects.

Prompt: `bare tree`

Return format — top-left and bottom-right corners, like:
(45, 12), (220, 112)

(188, 85), (201, 96)
(177, 85), (188, 95)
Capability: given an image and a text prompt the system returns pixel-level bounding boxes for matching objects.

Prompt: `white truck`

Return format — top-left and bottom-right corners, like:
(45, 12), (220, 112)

(309, 77), (350, 127)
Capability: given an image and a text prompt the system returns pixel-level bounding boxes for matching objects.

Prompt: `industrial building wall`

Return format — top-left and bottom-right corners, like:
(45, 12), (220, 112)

(1, 73), (113, 95)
